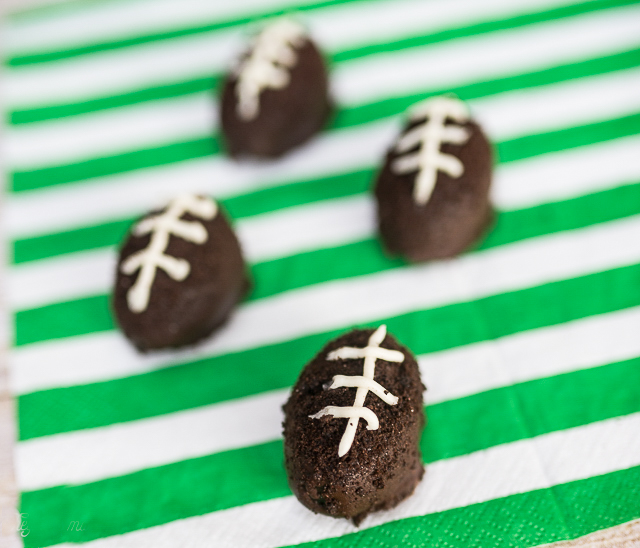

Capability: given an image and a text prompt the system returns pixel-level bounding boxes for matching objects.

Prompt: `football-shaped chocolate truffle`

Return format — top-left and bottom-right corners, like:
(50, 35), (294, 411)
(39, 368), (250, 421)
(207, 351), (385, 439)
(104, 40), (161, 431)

(220, 18), (331, 158)
(113, 194), (249, 351)
(374, 95), (494, 262)
(283, 325), (425, 525)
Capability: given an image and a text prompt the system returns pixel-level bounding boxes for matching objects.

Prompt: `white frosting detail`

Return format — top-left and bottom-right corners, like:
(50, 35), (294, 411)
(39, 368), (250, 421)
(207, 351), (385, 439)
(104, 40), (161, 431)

(120, 194), (218, 314)
(328, 375), (399, 406)
(392, 96), (471, 205)
(235, 19), (307, 121)
(309, 324), (404, 457)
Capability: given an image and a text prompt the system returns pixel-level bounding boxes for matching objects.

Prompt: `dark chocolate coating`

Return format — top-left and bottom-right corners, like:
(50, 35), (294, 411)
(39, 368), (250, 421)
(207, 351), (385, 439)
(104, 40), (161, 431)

(220, 37), (331, 158)
(283, 328), (425, 525)
(113, 202), (249, 351)
(375, 114), (494, 262)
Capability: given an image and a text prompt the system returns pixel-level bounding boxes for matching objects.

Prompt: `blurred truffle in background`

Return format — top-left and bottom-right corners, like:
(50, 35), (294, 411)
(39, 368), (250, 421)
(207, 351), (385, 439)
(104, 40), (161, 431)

(220, 18), (332, 159)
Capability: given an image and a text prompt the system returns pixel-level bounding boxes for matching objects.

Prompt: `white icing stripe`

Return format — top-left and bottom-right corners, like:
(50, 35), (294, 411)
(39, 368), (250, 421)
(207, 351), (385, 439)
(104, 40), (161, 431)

(7, 64), (640, 242)
(310, 406), (380, 431)
(4, 0), (596, 109)
(235, 19), (306, 120)
(311, 325), (403, 456)
(15, 305), (640, 490)
(329, 375), (399, 406)
(392, 96), (470, 204)
(9, 214), (640, 398)
(120, 195), (217, 313)
(47, 412), (640, 548)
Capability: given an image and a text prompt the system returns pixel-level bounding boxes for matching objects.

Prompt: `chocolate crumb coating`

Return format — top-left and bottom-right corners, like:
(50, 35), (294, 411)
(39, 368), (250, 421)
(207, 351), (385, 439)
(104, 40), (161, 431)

(113, 197), (249, 351)
(283, 327), (426, 525)
(220, 21), (331, 158)
(375, 97), (494, 262)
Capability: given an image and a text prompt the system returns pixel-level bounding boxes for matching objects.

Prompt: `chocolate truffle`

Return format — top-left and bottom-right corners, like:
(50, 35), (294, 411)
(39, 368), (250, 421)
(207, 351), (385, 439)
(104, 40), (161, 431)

(113, 194), (249, 351)
(220, 18), (331, 158)
(374, 95), (494, 262)
(283, 325), (425, 525)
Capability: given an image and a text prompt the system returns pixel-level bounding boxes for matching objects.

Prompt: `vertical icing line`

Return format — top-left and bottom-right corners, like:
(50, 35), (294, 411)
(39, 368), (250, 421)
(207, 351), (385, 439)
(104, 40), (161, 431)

(310, 325), (404, 457)
(120, 194), (217, 313)
(235, 18), (307, 121)
(392, 96), (471, 205)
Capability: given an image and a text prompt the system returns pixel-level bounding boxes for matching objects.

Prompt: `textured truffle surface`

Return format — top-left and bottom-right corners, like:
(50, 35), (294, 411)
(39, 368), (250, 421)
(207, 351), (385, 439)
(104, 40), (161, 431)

(283, 328), (425, 525)
(375, 117), (494, 262)
(113, 204), (249, 351)
(220, 38), (331, 158)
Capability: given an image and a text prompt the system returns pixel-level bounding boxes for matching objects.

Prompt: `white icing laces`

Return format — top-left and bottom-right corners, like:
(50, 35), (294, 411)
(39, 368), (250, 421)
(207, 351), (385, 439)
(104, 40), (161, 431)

(120, 194), (218, 313)
(235, 18), (307, 121)
(392, 96), (471, 205)
(310, 325), (404, 457)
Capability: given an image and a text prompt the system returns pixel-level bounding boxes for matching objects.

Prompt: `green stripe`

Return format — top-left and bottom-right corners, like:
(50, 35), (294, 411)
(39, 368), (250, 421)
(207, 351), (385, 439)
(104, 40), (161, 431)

(7, 0), (368, 66)
(11, 136), (220, 192)
(293, 465), (640, 548)
(17, 261), (640, 440)
(9, 78), (215, 125)
(19, 358), (640, 545)
(14, 180), (640, 346)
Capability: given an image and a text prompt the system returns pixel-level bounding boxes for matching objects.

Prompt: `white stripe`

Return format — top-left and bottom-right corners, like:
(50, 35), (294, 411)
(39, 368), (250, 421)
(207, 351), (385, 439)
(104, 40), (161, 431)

(422, 306), (640, 405)
(4, 0), (591, 108)
(6, 194), (375, 310)
(5, 93), (217, 170)
(10, 215), (640, 396)
(3, 28), (243, 109)
(239, 194), (375, 263)
(7, 59), (640, 176)
(472, 68), (640, 144)
(333, 6), (640, 107)
(6, 0), (582, 59)
(50, 412), (640, 548)
(15, 305), (640, 491)
(5, 0), (318, 57)
(15, 389), (288, 491)
(492, 134), (640, 210)
(8, 129), (640, 311)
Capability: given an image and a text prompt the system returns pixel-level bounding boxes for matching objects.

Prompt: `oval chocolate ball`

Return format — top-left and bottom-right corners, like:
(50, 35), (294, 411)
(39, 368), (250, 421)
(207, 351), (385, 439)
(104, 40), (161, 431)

(283, 325), (425, 525)
(374, 96), (494, 262)
(220, 18), (331, 158)
(113, 194), (249, 351)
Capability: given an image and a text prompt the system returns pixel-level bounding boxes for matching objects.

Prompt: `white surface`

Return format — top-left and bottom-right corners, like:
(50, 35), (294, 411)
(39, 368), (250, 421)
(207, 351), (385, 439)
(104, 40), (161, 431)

(15, 306), (640, 490)
(5, 19), (640, 172)
(4, 0), (592, 108)
(51, 412), (640, 548)
(8, 127), (640, 312)
(7, 74), (640, 242)
(10, 214), (640, 395)
(6, 0), (583, 59)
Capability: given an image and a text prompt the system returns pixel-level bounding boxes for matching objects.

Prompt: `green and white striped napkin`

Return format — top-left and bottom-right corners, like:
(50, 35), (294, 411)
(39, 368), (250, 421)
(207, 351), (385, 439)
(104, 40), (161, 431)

(3, 0), (640, 546)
